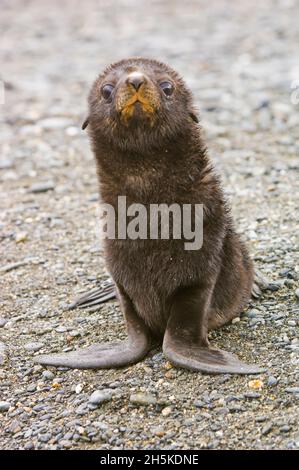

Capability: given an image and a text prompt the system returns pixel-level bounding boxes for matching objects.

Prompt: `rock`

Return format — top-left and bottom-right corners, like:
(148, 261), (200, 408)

(129, 392), (157, 406)
(261, 423), (273, 436)
(285, 387), (299, 394)
(0, 158), (14, 169)
(0, 401), (10, 412)
(279, 425), (291, 433)
(75, 404), (88, 415)
(29, 181), (55, 193)
(0, 318), (7, 328)
(0, 342), (7, 365)
(59, 439), (73, 449)
(244, 392), (261, 399)
(295, 289), (299, 300)
(24, 442), (35, 450)
(42, 370), (55, 381)
(38, 433), (52, 443)
(15, 232), (28, 243)
(88, 390), (112, 406)
(161, 406), (172, 417)
(267, 376), (278, 387)
(24, 342), (44, 352)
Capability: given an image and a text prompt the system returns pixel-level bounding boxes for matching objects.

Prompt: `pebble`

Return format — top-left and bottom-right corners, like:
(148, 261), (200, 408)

(285, 387), (299, 394)
(59, 439), (73, 449)
(0, 401), (10, 412)
(261, 423), (273, 436)
(29, 181), (55, 193)
(267, 376), (278, 387)
(38, 433), (52, 443)
(161, 406), (172, 417)
(129, 392), (157, 406)
(42, 370), (55, 381)
(24, 442), (35, 450)
(24, 342), (44, 352)
(0, 342), (7, 365)
(75, 404), (88, 415)
(295, 289), (299, 300)
(0, 318), (7, 328)
(244, 392), (261, 399)
(88, 390), (112, 405)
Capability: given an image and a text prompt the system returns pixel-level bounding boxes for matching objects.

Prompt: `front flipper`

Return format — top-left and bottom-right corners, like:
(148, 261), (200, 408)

(36, 285), (152, 369)
(67, 279), (116, 311)
(163, 284), (264, 375)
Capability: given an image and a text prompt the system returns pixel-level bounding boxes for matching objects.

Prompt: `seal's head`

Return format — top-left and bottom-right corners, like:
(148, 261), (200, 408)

(83, 58), (198, 153)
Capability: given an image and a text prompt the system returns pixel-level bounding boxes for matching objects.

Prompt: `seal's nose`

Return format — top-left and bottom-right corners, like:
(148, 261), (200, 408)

(127, 73), (145, 91)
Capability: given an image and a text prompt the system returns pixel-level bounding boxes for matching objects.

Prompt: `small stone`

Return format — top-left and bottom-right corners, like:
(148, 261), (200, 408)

(75, 404), (88, 415)
(29, 181), (54, 193)
(75, 384), (83, 394)
(285, 387), (299, 394)
(0, 401), (10, 412)
(255, 416), (267, 423)
(0, 342), (7, 365)
(42, 370), (55, 381)
(152, 426), (165, 437)
(9, 420), (21, 434)
(59, 439), (73, 449)
(24, 342), (44, 352)
(15, 232), (28, 243)
(24, 442), (35, 450)
(295, 289), (299, 300)
(88, 390), (112, 406)
(38, 433), (52, 443)
(267, 376), (278, 387)
(232, 317), (240, 324)
(261, 423), (273, 436)
(0, 318), (7, 328)
(65, 126), (79, 136)
(280, 425), (291, 433)
(130, 392), (157, 406)
(244, 392), (261, 399)
(161, 406), (172, 417)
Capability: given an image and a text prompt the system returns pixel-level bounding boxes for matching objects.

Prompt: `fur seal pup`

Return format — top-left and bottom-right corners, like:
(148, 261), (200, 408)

(37, 58), (266, 374)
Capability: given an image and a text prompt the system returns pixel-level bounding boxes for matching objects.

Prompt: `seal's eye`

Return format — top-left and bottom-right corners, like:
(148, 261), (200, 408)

(102, 84), (114, 100)
(160, 81), (173, 97)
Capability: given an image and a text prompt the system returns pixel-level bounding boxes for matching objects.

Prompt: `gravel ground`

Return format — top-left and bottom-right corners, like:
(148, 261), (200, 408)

(1, 0), (298, 450)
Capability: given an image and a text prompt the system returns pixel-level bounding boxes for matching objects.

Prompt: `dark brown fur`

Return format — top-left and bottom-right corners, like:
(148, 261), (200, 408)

(88, 58), (253, 336)
(36, 58), (262, 374)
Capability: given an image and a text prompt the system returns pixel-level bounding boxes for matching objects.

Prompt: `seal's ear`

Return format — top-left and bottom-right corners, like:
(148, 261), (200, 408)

(82, 117), (89, 130)
(189, 111), (199, 123)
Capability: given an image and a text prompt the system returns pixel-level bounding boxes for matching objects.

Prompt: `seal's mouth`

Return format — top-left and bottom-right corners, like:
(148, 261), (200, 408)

(120, 91), (155, 120)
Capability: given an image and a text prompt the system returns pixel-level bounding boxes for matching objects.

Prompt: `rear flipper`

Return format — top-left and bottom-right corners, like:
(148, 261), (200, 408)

(163, 284), (264, 375)
(66, 279), (116, 311)
(36, 285), (152, 369)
